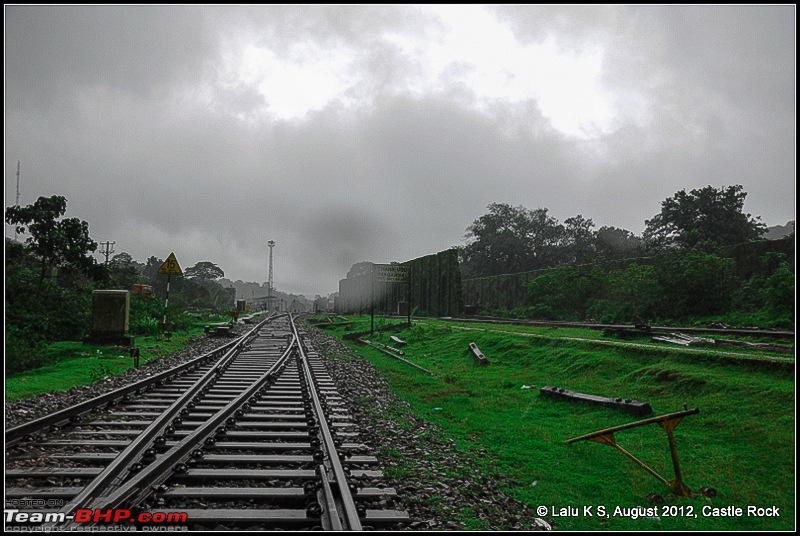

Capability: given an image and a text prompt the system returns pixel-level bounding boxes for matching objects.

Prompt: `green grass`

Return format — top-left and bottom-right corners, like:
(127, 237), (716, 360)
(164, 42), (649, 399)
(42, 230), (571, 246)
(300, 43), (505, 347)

(328, 316), (795, 531)
(429, 319), (794, 361)
(5, 328), (208, 402)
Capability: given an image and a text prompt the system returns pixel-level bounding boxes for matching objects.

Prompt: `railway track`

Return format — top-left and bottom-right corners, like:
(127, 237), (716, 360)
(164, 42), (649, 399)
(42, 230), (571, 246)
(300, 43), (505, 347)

(5, 314), (408, 530)
(440, 315), (795, 340)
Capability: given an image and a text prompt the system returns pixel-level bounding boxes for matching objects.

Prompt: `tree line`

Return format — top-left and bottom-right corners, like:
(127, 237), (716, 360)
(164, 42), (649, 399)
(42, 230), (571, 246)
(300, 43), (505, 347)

(459, 185), (793, 327)
(523, 248), (793, 327)
(4, 185), (794, 372)
(5, 195), (236, 373)
(460, 185), (768, 278)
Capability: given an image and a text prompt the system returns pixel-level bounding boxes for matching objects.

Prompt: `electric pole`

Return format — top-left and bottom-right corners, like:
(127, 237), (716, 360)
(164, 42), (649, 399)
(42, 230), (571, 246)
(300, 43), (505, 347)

(99, 241), (116, 264)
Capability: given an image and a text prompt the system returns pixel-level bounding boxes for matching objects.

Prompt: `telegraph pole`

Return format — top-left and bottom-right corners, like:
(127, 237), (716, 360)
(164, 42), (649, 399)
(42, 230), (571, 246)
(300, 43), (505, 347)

(99, 241), (116, 264)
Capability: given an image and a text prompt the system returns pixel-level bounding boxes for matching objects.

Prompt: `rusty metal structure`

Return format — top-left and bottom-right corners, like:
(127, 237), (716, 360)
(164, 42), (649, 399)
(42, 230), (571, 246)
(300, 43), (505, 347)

(567, 407), (701, 497)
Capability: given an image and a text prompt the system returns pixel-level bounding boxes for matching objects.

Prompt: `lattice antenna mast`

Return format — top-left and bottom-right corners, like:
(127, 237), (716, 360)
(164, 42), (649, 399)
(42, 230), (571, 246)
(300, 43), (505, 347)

(14, 161), (20, 241)
(15, 161), (21, 207)
(267, 240), (275, 309)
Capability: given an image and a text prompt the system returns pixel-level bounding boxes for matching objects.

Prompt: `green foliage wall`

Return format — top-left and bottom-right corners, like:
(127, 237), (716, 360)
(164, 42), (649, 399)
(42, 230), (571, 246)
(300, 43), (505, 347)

(5, 235), (238, 374)
(462, 239), (794, 326)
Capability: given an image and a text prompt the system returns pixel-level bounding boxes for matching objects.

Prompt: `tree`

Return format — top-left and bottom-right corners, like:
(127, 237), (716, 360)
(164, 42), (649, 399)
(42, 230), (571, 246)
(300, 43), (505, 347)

(107, 252), (143, 289)
(562, 214), (596, 265)
(644, 185), (767, 249)
(142, 256), (163, 280)
(763, 257), (794, 322)
(527, 265), (607, 320)
(5, 236), (95, 355)
(111, 251), (137, 266)
(184, 261), (224, 281)
(607, 263), (659, 323)
(594, 226), (644, 260)
(347, 261), (375, 279)
(460, 203), (564, 278)
(654, 249), (737, 317)
(5, 195), (100, 289)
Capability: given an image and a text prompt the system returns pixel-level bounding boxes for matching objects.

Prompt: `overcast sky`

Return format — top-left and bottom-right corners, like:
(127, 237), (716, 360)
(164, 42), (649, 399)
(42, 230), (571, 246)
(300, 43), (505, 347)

(4, 5), (796, 296)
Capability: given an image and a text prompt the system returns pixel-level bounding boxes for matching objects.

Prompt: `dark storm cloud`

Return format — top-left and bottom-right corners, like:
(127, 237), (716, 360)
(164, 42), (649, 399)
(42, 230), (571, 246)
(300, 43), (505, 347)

(356, 95), (574, 222)
(492, 4), (795, 233)
(4, 6), (795, 295)
(5, 6), (213, 112)
(642, 6), (795, 112)
(300, 206), (400, 280)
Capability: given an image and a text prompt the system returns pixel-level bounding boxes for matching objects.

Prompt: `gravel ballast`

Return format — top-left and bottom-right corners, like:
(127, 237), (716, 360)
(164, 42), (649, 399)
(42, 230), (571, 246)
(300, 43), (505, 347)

(5, 335), (238, 430)
(5, 323), (551, 530)
(303, 323), (550, 531)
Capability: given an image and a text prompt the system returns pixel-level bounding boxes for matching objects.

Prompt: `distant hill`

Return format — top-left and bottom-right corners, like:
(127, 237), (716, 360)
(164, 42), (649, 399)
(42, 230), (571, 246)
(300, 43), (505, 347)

(763, 221), (795, 240)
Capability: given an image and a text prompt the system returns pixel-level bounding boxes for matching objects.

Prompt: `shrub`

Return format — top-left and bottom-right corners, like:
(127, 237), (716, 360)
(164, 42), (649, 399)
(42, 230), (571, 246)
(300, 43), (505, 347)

(527, 265), (608, 321)
(765, 262), (794, 320)
(6, 326), (49, 375)
(654, 249), (736, 318)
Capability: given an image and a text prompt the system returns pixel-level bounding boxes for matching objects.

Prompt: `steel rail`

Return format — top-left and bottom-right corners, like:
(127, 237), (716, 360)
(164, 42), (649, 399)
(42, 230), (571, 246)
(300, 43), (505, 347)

(290, 314), (363, 531)
(437, 315), (795, 339)
(87, 328), (297, 511)
(318, 466), (345, 531)
(359, 337), (434, 375)
(448, 324), (793, 365)
(48, 318), (270, 523)
(5, 331), (251, 445)
(11, 314), (409, 530)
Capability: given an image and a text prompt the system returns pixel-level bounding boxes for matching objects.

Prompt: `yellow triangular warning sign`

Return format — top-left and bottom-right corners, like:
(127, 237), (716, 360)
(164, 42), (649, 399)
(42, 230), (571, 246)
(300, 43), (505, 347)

(157, 252), (183, 276)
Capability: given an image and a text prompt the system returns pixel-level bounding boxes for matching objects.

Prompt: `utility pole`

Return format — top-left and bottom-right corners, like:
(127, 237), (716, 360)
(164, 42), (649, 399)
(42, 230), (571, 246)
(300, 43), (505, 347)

(267, 240), (275, 312)
(99, 241), (116, 264)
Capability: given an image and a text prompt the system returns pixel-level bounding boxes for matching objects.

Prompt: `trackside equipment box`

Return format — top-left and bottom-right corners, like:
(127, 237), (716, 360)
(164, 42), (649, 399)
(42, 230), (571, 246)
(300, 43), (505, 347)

(90, 290), (130, 342)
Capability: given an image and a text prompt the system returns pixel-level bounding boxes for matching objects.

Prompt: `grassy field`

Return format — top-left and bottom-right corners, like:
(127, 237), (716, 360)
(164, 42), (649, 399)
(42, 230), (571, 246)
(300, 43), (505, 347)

(320, 316), (795, 531)
(5, 329), (209, 402)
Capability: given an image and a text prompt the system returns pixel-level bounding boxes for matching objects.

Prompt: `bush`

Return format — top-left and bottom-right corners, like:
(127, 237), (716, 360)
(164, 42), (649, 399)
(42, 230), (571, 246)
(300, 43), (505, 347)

(526, 304), (556, 320)
(584, 299), (630, 324)
(527, 265), (608, 321)
(765, 262), (794, 320)
(129, 295), (163, 335)
(733, 274), (767, 312)
(5, 326), (49, 375)
(523, 247), (789, 326)
(654, 249), (736, 318)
